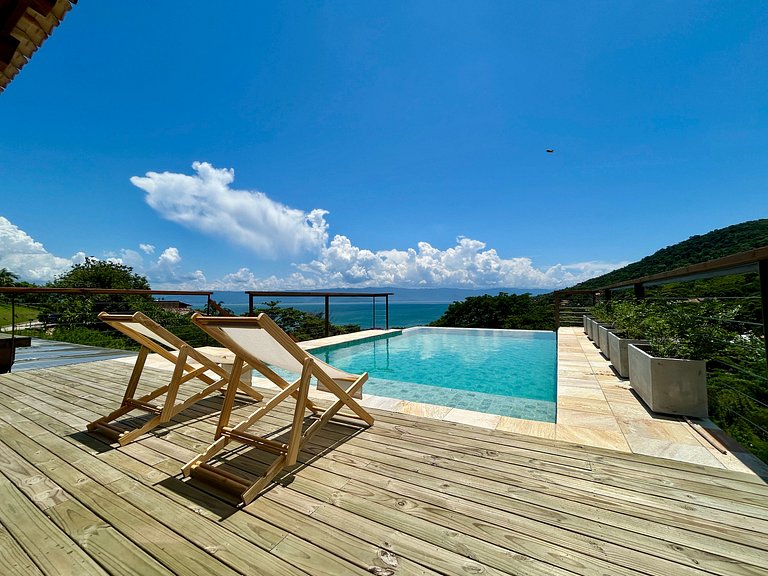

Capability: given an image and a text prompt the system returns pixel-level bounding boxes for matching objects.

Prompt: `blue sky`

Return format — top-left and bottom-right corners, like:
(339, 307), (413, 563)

(2, 1), (766, 290)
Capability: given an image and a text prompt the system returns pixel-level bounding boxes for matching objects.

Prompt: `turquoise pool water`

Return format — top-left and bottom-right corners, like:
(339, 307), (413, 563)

(310, 327), (557, 422)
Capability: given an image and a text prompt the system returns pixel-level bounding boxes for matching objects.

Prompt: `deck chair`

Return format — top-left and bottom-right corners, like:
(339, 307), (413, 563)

(87, 311), (263, 446)
(182, 313), (374, 504)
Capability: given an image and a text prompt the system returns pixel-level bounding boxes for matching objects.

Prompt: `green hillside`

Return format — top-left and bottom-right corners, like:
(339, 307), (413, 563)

(572, 219), (768, 290)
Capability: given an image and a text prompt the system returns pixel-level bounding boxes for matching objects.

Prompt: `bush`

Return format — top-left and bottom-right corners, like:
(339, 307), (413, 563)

(638, 301), (740, 361)
(591, 297), (767, 463)
(254, 301), (361, 341)
(431, 293), (553, 330)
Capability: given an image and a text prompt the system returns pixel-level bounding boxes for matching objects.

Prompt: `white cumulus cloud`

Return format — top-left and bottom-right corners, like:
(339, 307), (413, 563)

(0, 215), (626, 291)
(0, 216), (76, 282)
(130, 162), (329, 258)
(295, 235), (626, 289)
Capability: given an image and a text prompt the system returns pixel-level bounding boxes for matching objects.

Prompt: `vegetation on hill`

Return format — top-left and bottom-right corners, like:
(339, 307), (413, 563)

(573, 218), (768, 290)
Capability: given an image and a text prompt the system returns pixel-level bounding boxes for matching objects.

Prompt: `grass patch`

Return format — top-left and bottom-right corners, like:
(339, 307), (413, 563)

(0, 303), (40, 326)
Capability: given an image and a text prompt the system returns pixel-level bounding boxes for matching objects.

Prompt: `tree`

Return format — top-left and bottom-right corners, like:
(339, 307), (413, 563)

(0, 268), (19, 287)
(42, 259), (152, 327)
(49, 257), (150, 290)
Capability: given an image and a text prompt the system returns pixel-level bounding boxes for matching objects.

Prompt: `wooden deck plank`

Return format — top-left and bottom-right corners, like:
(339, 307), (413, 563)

(10, 366), (768, 573)
(3, 364), (764, 552)
(39, 364), (768, 536)
(0, 371), (487, 576)
(68, 360), (768, 495)
(373, 398), (768, 487)
(151, 415), (763, 576)
(0, 398), (328, 576)
(0, 412), (244, 576)
(1, 361), (767, 576)
(0, 434), (174, 576)
(152, 394), (762, 552)
(262, 486), (514, 576)
(0, 377), (443, 576)
(0, 520), (45, 576)
(0, 473), (108, 576)
(363, 408), (768, 500)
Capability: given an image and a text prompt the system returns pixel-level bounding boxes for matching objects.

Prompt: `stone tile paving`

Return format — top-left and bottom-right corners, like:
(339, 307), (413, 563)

(557, 326), (768, 475)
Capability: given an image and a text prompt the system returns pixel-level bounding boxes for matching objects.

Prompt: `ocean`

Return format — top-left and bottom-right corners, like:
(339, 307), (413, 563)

(174, 292), (448, 328)
(171, 287), (546, 329)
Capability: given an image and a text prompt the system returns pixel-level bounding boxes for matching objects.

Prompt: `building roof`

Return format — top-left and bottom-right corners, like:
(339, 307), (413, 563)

(0, 0), (76, 93)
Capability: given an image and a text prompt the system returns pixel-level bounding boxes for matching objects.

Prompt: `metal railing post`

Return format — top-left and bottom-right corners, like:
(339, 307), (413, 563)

(759, 259), (768, 376)
(11, 294), (16, 337)
(385, 294), (389, 329)
(372, 297), (376, 329)
(324, 296), (330, 337)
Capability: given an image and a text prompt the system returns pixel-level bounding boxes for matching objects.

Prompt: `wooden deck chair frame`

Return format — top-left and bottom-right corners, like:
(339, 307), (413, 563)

(87, 311), (263, 446)
(181, 313), (374, 504)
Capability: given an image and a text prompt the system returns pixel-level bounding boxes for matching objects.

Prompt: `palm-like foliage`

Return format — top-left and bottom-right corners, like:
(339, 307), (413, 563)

(0, 268), (19, 287)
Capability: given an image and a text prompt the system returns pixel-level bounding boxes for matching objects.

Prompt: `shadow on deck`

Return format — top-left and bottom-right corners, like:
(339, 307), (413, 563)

(0, 360), (766, 575)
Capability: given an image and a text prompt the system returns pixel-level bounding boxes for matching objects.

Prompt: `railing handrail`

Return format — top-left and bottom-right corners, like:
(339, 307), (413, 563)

(245, 291), (394, 298)
(0, 287), (394, 335)
(601, 245), (768, 291)
(0, 287), (214, 296)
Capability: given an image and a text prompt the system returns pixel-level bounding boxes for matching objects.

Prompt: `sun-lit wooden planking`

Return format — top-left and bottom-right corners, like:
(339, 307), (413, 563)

(0, 360), (766, 575)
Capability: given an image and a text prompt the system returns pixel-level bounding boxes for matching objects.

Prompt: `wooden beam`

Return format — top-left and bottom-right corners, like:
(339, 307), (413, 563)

(603, 245), (768, 291)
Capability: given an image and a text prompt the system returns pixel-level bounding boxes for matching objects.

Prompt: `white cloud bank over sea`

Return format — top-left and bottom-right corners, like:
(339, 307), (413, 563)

(0, 162), (627, 289)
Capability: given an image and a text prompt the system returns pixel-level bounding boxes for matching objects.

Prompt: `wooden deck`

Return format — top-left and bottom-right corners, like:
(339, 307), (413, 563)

(1, 360), (767, 575)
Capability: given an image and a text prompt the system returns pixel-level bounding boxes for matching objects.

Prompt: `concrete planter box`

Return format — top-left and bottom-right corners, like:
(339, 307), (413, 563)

(583, 315), (591, 335)
(628, 344), (708, 418)
(591, 321), (609, 349)
(596, 324), (614, 358)
(607, 331), (647, 378)
(587, 318), (601, 342)
(585, 317), (595, 340)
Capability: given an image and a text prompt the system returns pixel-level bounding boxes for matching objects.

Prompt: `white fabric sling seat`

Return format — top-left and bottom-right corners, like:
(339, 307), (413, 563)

(87, 311), (263, 446)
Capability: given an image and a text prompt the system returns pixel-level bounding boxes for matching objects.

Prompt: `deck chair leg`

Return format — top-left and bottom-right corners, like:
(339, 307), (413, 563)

(122, 346), (150, 404)
(160, 346), (189, 423)
(241, 455), (288, 504)
(314, 373), (373, 425)
(181, 368), (308, 495)
(286, 358), (313, 466)
(113, 415), (163, 446)
(216, 357), (245, 439)
(87, 346), (152, 433)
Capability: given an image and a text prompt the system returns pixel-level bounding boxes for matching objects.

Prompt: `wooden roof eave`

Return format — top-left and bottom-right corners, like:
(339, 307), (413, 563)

(0, 0), (75, 93)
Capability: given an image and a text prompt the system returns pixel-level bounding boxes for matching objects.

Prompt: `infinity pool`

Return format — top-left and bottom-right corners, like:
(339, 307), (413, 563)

(310, 327), (557, 422)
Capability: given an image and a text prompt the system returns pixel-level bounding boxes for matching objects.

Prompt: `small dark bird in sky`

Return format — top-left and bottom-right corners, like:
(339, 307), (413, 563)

(546, 149), (554, 153)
